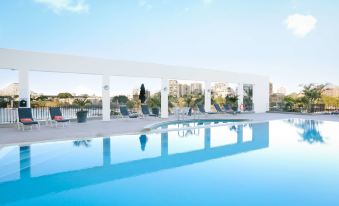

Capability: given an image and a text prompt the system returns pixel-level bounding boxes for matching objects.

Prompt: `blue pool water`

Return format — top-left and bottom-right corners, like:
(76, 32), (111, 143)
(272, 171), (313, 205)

(0, 119), (339, 205)
(149, 119), (248, 130)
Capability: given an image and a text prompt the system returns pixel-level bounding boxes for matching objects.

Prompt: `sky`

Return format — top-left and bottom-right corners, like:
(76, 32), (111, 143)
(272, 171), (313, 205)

(0, 0), (338, 95)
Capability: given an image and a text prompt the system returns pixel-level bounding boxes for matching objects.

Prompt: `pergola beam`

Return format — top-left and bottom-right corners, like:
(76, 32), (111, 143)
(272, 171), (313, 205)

(0, 48), (270, 116)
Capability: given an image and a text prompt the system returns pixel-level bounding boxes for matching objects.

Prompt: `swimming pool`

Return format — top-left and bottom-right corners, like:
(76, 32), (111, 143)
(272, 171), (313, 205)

(0, 119), (338, 205)
(148, 118), (249, 131)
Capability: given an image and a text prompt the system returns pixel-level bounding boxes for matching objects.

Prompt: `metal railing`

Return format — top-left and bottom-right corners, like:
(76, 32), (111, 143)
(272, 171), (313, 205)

(0, 106), (103, 124)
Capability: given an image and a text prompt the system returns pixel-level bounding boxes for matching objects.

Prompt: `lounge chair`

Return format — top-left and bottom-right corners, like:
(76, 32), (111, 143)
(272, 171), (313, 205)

(197, 104), (216, 115)
(120, 106), (138, 118)
(223, 104), (239, 114)
(17, 108), (40, 131)
(141, 104), (157, 117)
(49, 107), (71, 127)
(214, 104), (227, 114)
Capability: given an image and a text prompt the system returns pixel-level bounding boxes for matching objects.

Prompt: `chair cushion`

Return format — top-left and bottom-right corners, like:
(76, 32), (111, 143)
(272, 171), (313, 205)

(20, 118), (33, 123)
(56, 119), (70, 123)
(53, 116), (64, 121)
(22, 121), (38, 125)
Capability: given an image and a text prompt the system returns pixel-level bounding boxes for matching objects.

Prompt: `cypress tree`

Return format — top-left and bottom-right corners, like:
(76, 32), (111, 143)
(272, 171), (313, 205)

(139, 84), (146, 103)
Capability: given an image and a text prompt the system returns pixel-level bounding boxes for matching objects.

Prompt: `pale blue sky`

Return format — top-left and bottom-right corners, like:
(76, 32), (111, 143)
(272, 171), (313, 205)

(0, 0), (338, 95)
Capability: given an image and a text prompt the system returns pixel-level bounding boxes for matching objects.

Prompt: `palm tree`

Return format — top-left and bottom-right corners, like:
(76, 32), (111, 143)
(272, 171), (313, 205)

(73, 98), (91, 111)
(225, 94), (239, 110)
(243, 86), (253, 111)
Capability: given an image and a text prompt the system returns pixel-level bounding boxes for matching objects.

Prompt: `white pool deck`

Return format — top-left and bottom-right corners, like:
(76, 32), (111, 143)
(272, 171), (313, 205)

(0, 113), (338, 147)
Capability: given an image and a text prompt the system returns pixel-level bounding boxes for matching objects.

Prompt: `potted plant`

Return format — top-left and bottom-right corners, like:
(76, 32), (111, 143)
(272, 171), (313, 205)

(73, 98), (91, 123)
(225, 94), (239, 111)
(146, 94), (161, 116)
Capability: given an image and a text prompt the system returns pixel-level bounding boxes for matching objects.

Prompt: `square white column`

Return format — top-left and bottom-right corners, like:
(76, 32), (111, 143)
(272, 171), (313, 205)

(161, 78), (169, 118)
(102, 75), (111, 121)
(204, 81), (211, 112)
(19, 69), (30, 108)
(237, 83), (244, 111)
(253, 81), (269, 113)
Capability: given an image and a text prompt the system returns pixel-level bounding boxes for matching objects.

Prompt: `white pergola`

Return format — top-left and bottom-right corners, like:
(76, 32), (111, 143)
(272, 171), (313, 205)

(0, 48), (269, 120)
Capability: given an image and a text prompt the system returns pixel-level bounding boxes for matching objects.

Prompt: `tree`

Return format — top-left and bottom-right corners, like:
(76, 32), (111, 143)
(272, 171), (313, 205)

(214, 95), (225, 105)
(194, 94), (205, 107)
(0, 97), (8, 108)
(243, 85), (253, 110)
(301, 83), (327, 111)
(183, 95), (193, 107)
(57, 92), (73, 99)
(146, 93), (161, 108)
(34, 95), (48, 101)
(112, 95), (129, 104)
(283, 96), (296, 112)
(321, 95), (339, 109)
(126, 99), (136, 109)
(73, 98), (91, 110)
(139, 84), (146, 103)
(225, 94), (238, 107)
(168, 95), (177, 108)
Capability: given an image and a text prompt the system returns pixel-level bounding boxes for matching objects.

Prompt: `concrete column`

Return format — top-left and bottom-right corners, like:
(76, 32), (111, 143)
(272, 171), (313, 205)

(237, 83), (244, 111)
(161, 78), (169, 118)
(19, 69), (30, 107)
(102, 75), (110, 121)
(204, 81), (211, 112)
(253, 81), (269, 113)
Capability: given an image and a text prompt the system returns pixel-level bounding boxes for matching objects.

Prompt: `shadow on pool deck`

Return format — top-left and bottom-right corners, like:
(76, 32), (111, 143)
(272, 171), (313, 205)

(0, 113), (338, 146)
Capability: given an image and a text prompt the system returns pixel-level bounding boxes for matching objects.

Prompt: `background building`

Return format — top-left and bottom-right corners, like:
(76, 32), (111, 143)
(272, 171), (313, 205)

(169, 80), (178, 97)
(323, 84), (339, 97)
(277, 87), (287, 95)
(0, 83), (19, 96)
(211, 82), (234, 97)
(178, 84), (191, 97)
(269, 82), (273, 96)
(190, 83), (202, 95)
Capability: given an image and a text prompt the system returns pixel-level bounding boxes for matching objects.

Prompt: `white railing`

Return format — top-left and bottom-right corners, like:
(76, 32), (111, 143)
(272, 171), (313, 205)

(0, 106), (103, 124)
(0, 108), (18, 124)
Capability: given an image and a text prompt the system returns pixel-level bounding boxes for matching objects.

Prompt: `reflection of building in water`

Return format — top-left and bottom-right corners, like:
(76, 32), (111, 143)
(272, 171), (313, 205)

(0, 122), (269, 204)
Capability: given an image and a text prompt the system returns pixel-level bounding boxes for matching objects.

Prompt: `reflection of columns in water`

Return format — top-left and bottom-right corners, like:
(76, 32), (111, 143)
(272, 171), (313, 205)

(237, 125), (243, 144)
(252, 122), (269, 145)
(161, 132), (168, 156)
(161, 125), (169, 156)
(20, 146), (31, 178)
(103, 138), (111, 166)
(204, 127), (211, 149)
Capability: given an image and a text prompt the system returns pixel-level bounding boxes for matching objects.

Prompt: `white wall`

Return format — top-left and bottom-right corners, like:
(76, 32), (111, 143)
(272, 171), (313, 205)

(0, 48), (269, 113)
(253, 78), (270, 113)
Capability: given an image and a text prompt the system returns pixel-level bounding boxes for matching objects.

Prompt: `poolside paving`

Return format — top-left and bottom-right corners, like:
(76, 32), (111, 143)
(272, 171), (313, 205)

(0, 113), (338, 147)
